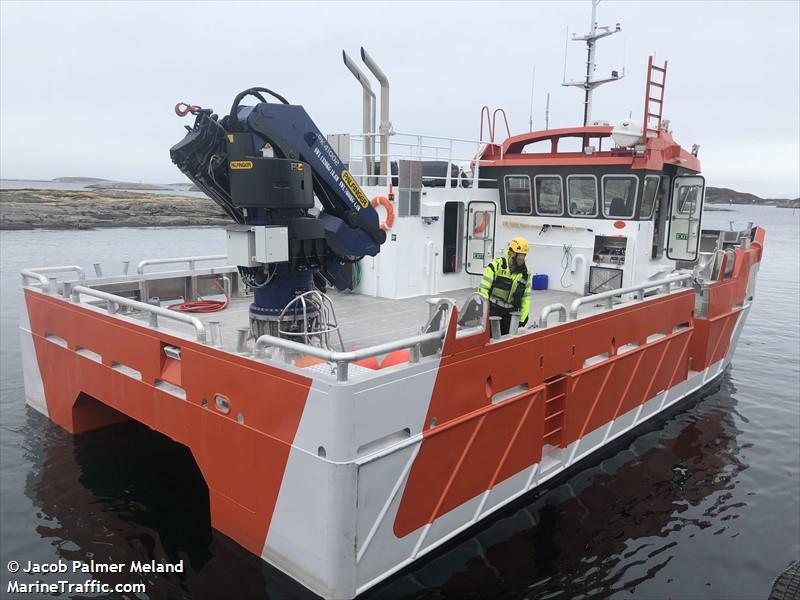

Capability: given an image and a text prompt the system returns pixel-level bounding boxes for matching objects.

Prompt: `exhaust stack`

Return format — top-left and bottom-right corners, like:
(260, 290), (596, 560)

(342, 50), (375, 182)
(360, 47), (390, 179)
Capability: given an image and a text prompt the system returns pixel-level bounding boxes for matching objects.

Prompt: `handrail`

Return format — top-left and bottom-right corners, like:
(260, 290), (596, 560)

(70, 285), (207, 344)
(20, 270), (50, 288)
(137, 255), (227, 275)
(538, 303), (568, 328)
(568, 273), (692, 320)
(255, 329), (444, 383)
(21, 265), (86, 290)
(352, 130), (490, 146)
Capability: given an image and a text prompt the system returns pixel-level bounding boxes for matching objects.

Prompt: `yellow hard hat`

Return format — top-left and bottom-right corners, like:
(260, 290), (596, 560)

(509, 237), (529, 254)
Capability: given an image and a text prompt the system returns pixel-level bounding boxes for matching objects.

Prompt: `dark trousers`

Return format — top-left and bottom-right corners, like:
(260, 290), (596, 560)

(489, 302), (513, 335)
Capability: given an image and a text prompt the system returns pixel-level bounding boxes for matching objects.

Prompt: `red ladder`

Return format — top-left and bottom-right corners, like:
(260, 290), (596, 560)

(643, 56), (668, 139)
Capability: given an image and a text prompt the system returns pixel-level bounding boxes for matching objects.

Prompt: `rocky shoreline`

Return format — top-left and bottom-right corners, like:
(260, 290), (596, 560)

(0, 188), (228, 230)
(1, 185), (796, 231)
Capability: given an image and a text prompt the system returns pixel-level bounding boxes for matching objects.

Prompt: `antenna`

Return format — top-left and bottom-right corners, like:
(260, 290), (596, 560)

(545, 92), (551, 130)
(562, 0), (624, 126)
(528, 65), (536, 131)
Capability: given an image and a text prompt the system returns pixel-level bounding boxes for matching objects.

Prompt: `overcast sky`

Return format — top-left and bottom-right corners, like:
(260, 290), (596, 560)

(1, 1), (798, 197)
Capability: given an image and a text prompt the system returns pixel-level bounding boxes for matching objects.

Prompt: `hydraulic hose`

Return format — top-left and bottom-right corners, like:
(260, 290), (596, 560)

(228, 87), (289, 131)
(169, 278), (229, 313)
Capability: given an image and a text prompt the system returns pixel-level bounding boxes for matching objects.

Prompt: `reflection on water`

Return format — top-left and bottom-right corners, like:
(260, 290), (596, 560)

(1, 204), (798, 600)
(24, 414), (317, 600)
(367, 376), (746, 599)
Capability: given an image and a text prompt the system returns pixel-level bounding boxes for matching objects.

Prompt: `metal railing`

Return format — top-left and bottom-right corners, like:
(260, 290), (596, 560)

(567, 273), (692, 320)
(538, 303), (568, 328)
(341, 131), (500, 189)
(70, 285), (207, 343)
(137, 255), (228, 275)
(255, 329), (446, 383)
(21, 265), (86, 291)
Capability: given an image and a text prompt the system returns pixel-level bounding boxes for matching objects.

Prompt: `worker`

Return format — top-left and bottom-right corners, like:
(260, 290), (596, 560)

(478, 237), (531, 335)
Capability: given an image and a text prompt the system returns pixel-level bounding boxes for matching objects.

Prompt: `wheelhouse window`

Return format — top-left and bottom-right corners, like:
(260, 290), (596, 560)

(640, 175), (660, 219)
(535, 175), (563, 215)
(676, 184), (702, 214)
(602, 175), (638, 219)
(567, 175), (598, 217)
(504, 175), (532, 214)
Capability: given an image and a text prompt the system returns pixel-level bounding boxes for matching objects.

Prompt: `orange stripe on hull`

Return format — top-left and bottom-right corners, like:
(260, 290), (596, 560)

(394, 284), (725, 538)
(394, 232), (764, 538)
(24, 290), (312, 556)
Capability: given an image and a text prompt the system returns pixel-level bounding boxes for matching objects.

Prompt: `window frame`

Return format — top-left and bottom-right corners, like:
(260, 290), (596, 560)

(639, 174), (661, 220)
(503, 174), (533, 216)
(566, 174), (599, 218)
(534, 174), (564, 216)
(601, 174), (639, 220)
(677, 183), (703, 214)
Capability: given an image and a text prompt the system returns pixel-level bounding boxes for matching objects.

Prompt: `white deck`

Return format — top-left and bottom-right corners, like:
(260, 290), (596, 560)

(127, 287), (580, 354)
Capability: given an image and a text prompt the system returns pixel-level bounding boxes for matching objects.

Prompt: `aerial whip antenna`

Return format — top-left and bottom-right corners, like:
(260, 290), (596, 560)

(528, 65), (536, 131)
(545, 92), (551, 129)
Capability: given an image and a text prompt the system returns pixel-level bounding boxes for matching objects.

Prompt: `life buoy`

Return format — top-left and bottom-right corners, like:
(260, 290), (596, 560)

(473, 211), (490, 235)
(370, 196), (395, 231)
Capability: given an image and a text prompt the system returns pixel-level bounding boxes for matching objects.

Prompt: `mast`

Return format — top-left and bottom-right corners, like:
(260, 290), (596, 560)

(562, 0), (624, 126)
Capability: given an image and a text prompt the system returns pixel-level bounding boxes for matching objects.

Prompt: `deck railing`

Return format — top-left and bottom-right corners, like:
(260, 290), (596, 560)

(21, 266), (86, 292)
(339, 131), (499, 188)
(20, 258), (696, 377)
(69, 285), (208, 343)
(254, 329), (446, 383)
(566, 273), (692, 320)
(137, 255), (228, 275)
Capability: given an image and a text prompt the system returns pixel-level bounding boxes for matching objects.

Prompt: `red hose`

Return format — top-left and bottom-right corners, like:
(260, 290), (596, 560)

(169, 278), (229, 313)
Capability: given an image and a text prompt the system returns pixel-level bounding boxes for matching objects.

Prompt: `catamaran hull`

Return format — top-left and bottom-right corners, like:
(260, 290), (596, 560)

(18, 234), (762, 599)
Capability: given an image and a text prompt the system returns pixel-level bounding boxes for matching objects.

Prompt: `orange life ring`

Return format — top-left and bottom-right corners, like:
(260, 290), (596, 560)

(370, 195), (394, 231)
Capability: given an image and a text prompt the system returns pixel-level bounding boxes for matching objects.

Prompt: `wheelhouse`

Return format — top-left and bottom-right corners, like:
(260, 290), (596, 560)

(478, 126), (702, 223)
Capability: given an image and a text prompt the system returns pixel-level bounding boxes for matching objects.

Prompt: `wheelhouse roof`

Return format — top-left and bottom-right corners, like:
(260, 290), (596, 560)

(479, 126), (701, 173)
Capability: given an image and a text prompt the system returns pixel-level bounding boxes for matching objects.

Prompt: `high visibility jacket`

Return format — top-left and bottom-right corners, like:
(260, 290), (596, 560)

(477, 252), (531, 324)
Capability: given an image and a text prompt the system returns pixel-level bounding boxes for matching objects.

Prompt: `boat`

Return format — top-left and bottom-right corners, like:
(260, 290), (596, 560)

(18, 5), (765, 599)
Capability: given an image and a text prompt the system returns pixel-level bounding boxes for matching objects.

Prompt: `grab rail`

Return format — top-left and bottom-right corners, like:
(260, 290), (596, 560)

(137, 255), (228, 275)
(21, 265), (86, 291)
(255, 329), (445, 383)
(538, 303), (568, 328)
(70, 285), (207, 343)
(568, 273), (692, 320)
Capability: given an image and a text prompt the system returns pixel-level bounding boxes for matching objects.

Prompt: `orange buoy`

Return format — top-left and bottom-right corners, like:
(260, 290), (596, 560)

(295, 355), (326, 368)
(370, 195), (395, 231)
(380, 349), (410, 368)
(354, 356), (380, 370)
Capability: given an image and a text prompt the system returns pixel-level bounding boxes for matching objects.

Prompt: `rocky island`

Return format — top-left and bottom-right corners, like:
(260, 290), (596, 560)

(0, 188), (227, 230)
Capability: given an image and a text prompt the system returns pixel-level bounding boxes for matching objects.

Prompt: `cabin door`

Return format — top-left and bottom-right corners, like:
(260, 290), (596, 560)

(667, 175), (705, 261)
(465, 201), (496, 275)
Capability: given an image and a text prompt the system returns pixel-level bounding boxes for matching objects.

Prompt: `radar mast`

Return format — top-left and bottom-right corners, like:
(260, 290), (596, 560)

(562, 0), (624, 126)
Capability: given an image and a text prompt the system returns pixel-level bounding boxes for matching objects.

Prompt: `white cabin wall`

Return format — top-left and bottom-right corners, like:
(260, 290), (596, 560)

(356, 186), (492, 300)
(355, 185), (668, 299)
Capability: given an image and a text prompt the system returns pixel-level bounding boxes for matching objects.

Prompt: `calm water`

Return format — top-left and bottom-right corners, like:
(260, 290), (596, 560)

(0, 205), (797, 600)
